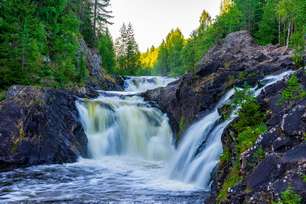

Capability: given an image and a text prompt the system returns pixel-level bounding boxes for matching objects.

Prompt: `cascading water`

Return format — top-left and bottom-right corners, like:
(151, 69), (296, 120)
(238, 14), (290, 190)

(169, 70), (293, 190)
(76, 94), (174, 160)
(124, 76), (177, 93)
(76, 76), (177, 161)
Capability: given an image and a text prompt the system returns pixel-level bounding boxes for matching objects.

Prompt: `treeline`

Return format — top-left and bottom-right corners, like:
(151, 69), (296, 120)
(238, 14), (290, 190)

(0, 0), (113, 89)
(141, 0), (305, 76)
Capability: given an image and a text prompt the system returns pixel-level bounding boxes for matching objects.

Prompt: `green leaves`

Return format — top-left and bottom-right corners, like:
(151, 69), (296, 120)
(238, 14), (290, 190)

(280, 74), (306, 104)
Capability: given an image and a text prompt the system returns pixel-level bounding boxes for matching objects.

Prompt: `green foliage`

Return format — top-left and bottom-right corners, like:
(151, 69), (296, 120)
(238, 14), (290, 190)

(98, 30), (116, 73)
(255, 0), (278, 45)
(280, 74), (306, 104)
(114, 23), (141, 75)
(217, 161), (242, 203)
(303, 175), (306, 183)
(274, 187), (302, 204)
(0, 90), (5, 101)
(253, 147), (265, 161)
(0, 0), (114, 89)
(237, 124), (267, 153)
(154, 28), (185, 76)
(220, 147), (231, 163)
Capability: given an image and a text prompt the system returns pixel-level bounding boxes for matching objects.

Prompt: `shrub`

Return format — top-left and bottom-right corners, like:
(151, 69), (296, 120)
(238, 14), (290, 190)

(280, 74), (306, 104)
(274, 187), (302, 204)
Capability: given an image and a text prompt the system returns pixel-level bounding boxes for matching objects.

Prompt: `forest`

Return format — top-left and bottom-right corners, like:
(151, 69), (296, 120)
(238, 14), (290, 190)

(0, 0), (305, 90)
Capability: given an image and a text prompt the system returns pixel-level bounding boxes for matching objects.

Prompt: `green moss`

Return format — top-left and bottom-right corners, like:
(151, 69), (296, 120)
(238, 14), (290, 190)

(11, 125), (26, 153)
(217, 161), (242, 203)
(273, 187), (302, 204)
(280, 74), (306, 104)
(239, 71), (248, 80)
(0, 90), (5, 101)
(220, 147), (231, 163)
(178, 116), (187, 140)
(253, 147), (265, 161)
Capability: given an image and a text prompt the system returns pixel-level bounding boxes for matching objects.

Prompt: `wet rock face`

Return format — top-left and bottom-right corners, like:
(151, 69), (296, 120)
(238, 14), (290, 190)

(0, 86), (88, 171)
(143, 31), (295, 136)
(210, 69), (306, 203)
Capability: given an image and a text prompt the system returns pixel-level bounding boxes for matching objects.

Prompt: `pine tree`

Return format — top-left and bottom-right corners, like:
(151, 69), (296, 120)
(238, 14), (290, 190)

(115, 23), (140, 75)
(98, 29), (116, 73)
(92, 0), (113, 37)
(256, 0), (278, 45)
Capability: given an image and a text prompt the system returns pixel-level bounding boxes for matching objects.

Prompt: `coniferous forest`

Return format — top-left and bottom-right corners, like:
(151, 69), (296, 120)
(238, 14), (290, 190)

(1, 0), (305, 91)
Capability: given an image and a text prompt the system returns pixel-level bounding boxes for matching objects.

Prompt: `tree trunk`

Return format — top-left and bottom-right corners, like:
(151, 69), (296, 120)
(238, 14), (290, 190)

(93, 0), (97, 37)
(286, 21), (291, 48)
(278, 15), (281, 45)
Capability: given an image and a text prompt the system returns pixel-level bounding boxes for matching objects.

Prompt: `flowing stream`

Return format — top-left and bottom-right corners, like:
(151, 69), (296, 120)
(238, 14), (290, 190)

(0, 72), (292, 203)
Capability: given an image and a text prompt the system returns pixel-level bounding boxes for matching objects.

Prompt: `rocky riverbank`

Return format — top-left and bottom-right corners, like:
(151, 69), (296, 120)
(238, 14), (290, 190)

(143, 31), (305, 203)
(0, 86), (92, 171)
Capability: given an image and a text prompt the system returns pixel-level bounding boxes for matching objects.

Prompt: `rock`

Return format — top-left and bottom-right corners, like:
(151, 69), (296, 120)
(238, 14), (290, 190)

(281, 144), (306, 164)
(246, 154), (283, 190)
(211, 68), (305, 203)
(0, 86), (88, 171)
(79, 38), (124, 91)
(143, 31), (295, 135)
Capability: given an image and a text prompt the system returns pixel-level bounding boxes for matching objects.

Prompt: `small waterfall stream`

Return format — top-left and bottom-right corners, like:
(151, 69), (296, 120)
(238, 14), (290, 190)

(169, 70), (293, 189)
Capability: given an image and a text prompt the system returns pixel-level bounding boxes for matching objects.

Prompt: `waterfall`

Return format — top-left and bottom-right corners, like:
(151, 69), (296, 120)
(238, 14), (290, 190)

(75, 71), (292, 190)
(169, 70), (293, 190)
(76, 77), (176, 161)
(124, 76), (177, 93)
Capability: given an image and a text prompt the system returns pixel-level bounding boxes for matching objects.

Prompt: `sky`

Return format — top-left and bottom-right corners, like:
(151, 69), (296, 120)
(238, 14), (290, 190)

(109, 0), (222, 51)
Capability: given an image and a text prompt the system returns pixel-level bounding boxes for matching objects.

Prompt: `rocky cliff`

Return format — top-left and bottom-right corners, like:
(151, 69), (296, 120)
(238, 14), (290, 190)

(209, 68), (306, 203)
(0, 86), (90, 171)
(80, 38), (123, 91)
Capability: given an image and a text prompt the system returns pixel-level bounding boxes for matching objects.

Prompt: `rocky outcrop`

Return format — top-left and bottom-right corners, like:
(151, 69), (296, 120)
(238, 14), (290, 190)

(143, 31), (295, 137)
(0, 86), (89, 171)
(209, 68), (306, 203)
(79, 38), (124, 91)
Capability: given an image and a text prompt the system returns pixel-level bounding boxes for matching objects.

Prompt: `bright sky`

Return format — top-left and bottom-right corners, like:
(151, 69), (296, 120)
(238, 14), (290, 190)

(109, 0), (222, 51)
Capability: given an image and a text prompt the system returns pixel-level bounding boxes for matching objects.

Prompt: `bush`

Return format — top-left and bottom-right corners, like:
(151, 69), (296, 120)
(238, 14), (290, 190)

(274, 187), (302, 204)
(280, 74), (306, 104)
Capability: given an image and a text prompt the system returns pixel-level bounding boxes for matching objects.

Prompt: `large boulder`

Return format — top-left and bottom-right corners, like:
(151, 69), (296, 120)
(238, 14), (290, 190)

(0, 86), (88, 171)
(143, 31), (295, 136)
